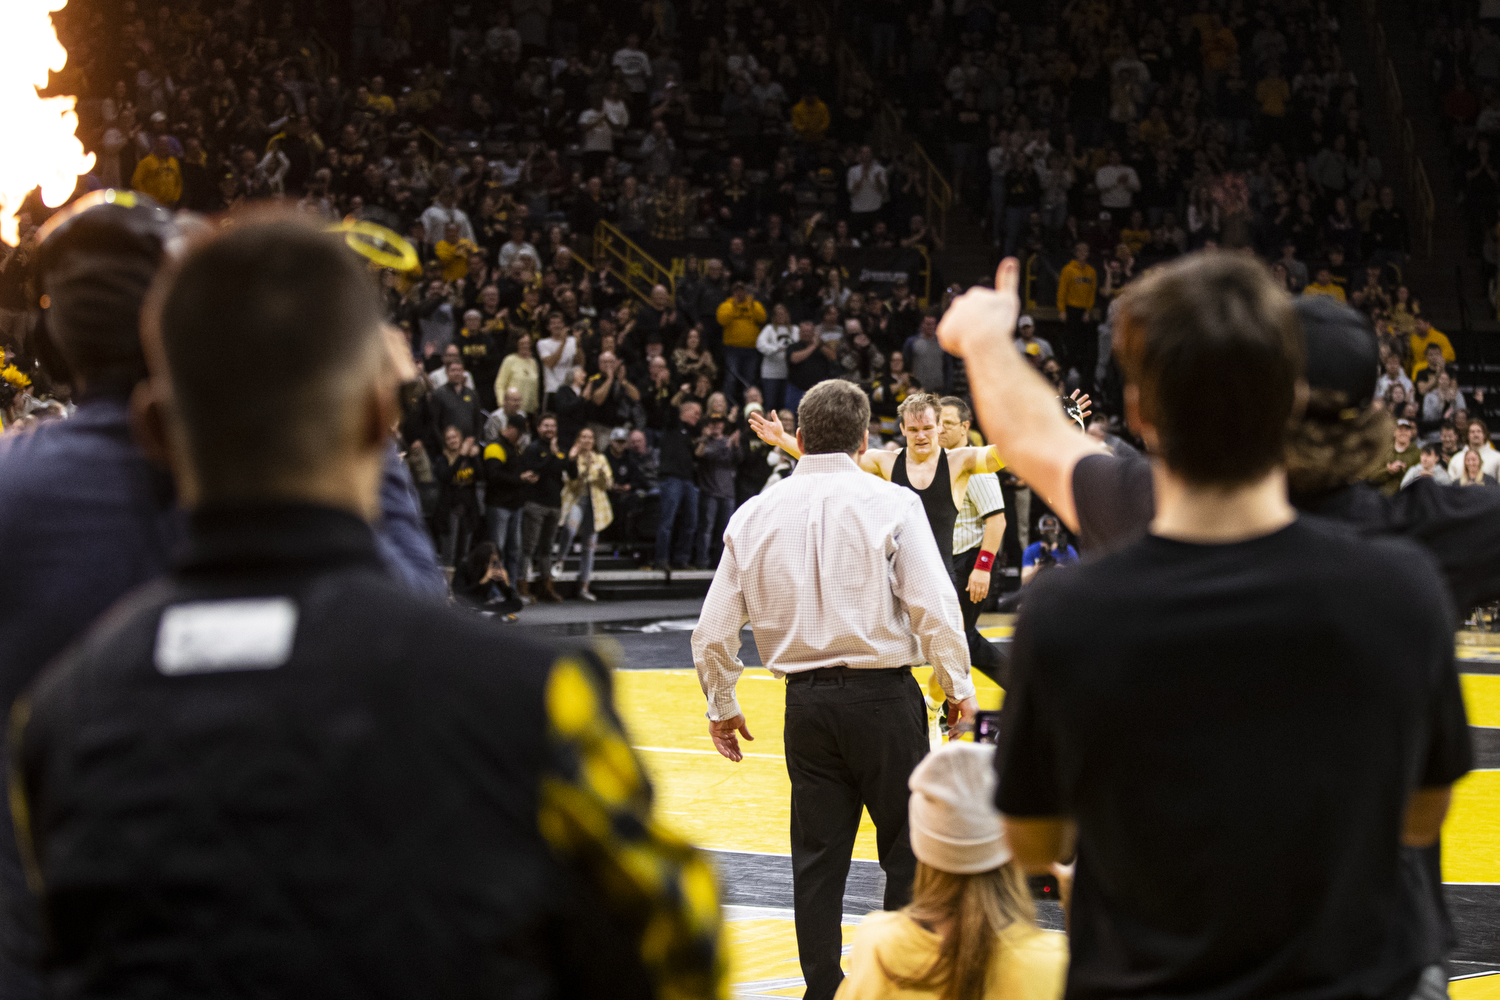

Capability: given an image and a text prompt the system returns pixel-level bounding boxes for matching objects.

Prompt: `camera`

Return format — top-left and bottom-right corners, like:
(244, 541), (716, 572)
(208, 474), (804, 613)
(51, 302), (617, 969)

(1060, 395), (1086, 429)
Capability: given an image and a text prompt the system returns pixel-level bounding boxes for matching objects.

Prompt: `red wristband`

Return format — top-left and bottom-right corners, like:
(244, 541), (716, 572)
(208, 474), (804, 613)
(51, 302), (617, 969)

(975, 550), (995, 571)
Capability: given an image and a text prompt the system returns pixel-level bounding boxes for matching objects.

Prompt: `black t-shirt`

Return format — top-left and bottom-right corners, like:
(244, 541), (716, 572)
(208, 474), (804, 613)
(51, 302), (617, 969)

(787, 342), (833, 390)
(1071, 451), (1500, 618)
(998, 518), (1472, 1000)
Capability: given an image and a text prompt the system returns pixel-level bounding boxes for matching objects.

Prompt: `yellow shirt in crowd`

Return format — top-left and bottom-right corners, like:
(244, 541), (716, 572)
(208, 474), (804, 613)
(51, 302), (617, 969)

(1302, 281), (1346, 304)
(131, 154), (182, 207)
(835, 912), (1068, 1000)
(1409, 327), (1456, 373)
(1256, 77), (1290, 116)
(1057, 259), (1098, 312)
(716, 296), (768, 349)
(435, 239), (477, 283)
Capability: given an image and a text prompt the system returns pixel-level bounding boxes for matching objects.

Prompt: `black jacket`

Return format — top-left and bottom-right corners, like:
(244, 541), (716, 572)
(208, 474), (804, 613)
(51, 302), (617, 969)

(522, 438), (570, 508)
(431, 381), (483, 442)
(482, 438), (528, 510)
(659, 418), (700, 482)
(12, 504), (723, 999)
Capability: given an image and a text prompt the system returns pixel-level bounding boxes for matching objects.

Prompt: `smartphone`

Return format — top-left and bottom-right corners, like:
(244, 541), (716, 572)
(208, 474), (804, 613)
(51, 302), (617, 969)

(973, 710), (1004, 745)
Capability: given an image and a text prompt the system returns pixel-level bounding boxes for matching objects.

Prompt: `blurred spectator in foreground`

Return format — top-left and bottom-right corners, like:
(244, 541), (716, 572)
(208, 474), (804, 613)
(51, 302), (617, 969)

(11, 218), (724, 998)
(837, 742), (1067, 1000)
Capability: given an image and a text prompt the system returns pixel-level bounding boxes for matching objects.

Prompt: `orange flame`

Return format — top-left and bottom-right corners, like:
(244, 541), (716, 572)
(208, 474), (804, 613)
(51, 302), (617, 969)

(0, 0), (94, 245)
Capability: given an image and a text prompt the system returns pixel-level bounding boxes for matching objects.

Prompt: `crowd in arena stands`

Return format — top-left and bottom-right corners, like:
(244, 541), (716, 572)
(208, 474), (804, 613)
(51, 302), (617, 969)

(1, 0), (1495, 591)
(1425, 8), (1500, 272)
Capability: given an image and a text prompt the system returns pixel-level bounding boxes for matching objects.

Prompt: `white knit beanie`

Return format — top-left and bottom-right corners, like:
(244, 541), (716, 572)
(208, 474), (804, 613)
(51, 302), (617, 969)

(908, 742), (1011, 875)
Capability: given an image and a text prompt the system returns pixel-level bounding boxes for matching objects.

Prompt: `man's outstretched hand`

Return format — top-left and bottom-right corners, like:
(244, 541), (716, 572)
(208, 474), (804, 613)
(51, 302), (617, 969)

(709, 714), (755, 762)
(748, 409), (796, 453)
(936, 258), (1022, 360)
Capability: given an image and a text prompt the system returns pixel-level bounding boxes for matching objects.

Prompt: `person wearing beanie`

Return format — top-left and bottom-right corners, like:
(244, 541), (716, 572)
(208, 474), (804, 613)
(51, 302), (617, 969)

(838, 742), (1067, 1000)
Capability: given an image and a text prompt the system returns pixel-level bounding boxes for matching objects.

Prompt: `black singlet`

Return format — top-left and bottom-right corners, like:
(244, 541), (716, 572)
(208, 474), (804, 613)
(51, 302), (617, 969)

(892, 448), (957, 575)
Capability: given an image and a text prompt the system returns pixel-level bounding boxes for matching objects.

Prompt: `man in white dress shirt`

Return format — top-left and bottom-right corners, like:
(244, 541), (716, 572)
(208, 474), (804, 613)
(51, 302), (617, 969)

(692, 378), (976, 1000)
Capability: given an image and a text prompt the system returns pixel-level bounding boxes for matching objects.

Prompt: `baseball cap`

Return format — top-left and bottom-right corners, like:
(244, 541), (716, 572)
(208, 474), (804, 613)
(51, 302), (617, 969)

(1396, 418), (1414, 428)
(1018, 315), (1035, 329)
(908, 742), (1010, 875)
(1295, 296), (1379, 413)
(610, 427), (629, 442)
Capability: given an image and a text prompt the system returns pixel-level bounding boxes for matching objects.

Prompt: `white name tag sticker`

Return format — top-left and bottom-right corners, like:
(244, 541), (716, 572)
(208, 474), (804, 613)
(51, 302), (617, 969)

(154, 598), (299, 676)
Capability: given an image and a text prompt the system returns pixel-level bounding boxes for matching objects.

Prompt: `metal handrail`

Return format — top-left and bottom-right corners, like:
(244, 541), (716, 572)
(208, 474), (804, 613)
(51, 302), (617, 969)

(308, 29), (339, 75)
(831, 30), (953, 243)
(591, 219), (675, 305)
(913, 244), (933, 307)
(912, 142), (952, 243)
(416, 127), (449, 166)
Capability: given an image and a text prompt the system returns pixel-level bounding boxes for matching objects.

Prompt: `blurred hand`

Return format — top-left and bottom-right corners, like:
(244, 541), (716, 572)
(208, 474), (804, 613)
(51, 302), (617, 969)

(1070, 389), (1092, 421)
(947, 696), (980, 732)
(937, 258), (1021, 360)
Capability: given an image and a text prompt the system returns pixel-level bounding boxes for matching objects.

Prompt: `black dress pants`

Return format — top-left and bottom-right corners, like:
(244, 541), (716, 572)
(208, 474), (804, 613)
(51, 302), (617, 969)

(954, 546), (1009, 688)
(784, 667), (929, 1000)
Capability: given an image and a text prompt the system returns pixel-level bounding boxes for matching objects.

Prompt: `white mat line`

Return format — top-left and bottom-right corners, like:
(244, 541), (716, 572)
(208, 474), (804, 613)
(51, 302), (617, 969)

(634, 745), (786, 760)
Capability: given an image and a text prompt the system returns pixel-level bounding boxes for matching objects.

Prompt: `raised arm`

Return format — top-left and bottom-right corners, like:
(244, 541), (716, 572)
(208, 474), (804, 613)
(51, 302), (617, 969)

(936, 259), (1107, 531)
(748, 410), (890, 476)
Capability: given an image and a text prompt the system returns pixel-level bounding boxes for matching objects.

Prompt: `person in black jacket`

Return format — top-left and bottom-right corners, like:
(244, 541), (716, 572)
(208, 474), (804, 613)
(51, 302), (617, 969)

(450, 541), (522, 617)
(551, 364), (591, 451)
(655, 399), (703, 569)
(430, 358), (482, 443)
(10, 217), (724, 1000)
(519, 412), (571, 602)
(430, 424), (481, 566)
(482, 413), (528, 589)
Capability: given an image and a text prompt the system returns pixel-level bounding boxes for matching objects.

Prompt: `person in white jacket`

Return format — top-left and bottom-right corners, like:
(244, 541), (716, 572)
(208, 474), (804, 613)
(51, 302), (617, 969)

(756, 303), (796, 410)
(1448, 419), (1500, 481)
(577, 92), (628, 178)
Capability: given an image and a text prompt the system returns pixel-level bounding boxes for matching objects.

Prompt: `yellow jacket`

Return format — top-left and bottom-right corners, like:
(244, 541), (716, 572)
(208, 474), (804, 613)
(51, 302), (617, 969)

(494, 353), (540, 414)
(715, 296), (768, 349)
(1057, 260), (1098, 312)
(131, 154), (182, 207)
(836, 911), (1067, 1000)
(791, 98), (831, 141)
(435, 239), (477, 282)
(1409, 328), (1455, 372)
(1302, 282), (1346, 304)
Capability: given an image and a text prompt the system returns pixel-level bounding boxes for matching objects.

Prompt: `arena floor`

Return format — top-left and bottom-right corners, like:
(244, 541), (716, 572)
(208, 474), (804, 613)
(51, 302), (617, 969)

(521, 613), (1500, 999)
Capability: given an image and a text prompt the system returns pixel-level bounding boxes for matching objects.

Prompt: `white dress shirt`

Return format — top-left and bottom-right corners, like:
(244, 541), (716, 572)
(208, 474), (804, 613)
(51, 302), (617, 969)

(692, 452), (972, 722)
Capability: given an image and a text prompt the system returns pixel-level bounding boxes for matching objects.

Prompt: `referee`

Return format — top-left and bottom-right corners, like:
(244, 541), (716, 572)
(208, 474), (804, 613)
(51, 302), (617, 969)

(692, 379), (976, 1000)
(938, 396), (1007, 684)
(12, 218), (723, 998)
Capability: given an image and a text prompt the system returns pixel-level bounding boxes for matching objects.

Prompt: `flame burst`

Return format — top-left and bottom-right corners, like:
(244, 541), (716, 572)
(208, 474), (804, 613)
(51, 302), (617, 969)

(0, 0), (94, 245)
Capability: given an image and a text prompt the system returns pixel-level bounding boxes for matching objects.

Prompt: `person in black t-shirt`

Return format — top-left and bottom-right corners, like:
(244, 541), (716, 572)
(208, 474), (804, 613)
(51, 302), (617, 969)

(967, 254), (1470, 1000)
(785, 319), (836, 413)
(940, 266), (1500, 990)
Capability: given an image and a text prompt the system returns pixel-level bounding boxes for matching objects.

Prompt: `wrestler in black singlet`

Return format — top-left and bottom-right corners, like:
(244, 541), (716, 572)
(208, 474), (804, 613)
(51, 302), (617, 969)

(891, 447), (958, 578)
